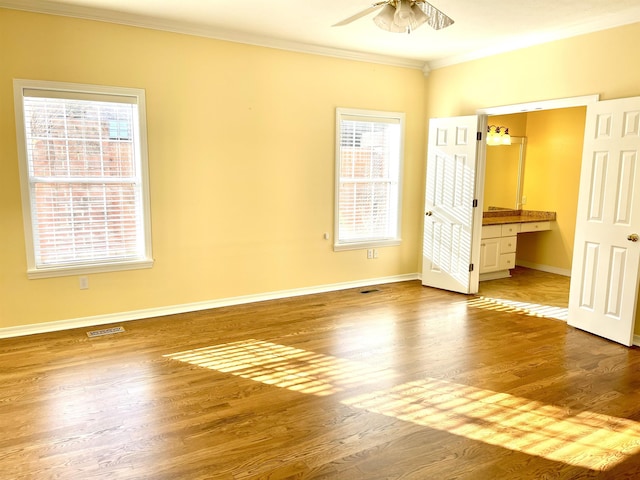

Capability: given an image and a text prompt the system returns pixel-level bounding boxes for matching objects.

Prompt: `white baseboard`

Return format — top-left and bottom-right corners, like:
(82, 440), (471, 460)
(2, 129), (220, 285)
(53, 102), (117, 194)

(0, 273), (420, 339)
(479, 270), (511, 281)
(515, 260), (571, 277)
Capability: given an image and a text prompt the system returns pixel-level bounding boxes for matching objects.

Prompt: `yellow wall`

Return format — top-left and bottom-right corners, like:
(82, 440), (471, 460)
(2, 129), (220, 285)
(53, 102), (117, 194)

(3, 7), (640, 335)
(424, 22), (640, 118)
(516, 107), (586, 271)
(0, 9), (426, 329)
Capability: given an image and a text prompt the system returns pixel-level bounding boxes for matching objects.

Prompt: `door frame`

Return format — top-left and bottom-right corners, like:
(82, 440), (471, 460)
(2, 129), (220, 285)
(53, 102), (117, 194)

(476, 95), (600, 116)
(423, 95), (600, 298)
(474, 95), (601, 303)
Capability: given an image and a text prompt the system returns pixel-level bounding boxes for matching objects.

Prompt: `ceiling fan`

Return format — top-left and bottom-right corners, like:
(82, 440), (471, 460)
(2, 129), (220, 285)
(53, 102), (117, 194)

(333, 0), (454, 33)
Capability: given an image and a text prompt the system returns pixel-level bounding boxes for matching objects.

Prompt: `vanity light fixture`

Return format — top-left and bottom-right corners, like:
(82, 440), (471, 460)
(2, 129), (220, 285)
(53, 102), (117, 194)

(487, 125), (512, 146)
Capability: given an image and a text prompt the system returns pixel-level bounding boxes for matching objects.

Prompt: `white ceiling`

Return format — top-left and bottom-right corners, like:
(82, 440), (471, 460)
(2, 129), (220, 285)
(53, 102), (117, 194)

(5, 0), (640, 70)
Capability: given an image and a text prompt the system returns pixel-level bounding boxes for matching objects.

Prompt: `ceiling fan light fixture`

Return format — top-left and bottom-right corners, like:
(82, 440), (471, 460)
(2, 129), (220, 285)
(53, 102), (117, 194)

(333, 0), (454, 33)
(394, 0), (414, 27)
(373, 4), (406, 32)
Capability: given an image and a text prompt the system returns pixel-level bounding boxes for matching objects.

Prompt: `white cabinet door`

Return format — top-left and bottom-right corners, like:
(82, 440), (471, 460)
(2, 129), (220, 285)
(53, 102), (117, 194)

(568, 97), (640, 346)
(422, 115), (485, 294)
(480, 238), (500, 273)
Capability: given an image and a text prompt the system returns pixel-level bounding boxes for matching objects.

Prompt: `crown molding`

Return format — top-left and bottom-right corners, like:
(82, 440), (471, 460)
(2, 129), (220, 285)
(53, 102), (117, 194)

(0, 0), (429, 72)
(9, 1), (638, 75)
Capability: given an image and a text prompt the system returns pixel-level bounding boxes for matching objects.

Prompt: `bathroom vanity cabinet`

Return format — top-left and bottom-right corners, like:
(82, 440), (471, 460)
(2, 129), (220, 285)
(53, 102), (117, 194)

(479, 210), (555, 281)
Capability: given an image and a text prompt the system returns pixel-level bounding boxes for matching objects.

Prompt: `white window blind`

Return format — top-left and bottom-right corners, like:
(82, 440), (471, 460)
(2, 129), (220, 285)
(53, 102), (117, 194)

(335, 108), (404, 250)
(14, 80), (153, 278)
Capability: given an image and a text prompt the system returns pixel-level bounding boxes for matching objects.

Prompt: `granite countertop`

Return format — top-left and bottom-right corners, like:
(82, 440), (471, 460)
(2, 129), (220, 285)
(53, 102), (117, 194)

(482, 208), (556, 226)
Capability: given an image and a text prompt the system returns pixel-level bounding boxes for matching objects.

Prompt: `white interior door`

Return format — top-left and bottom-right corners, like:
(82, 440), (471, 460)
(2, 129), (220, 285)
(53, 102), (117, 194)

(568, 97), (640, 346)
(422, 115), (486, 294)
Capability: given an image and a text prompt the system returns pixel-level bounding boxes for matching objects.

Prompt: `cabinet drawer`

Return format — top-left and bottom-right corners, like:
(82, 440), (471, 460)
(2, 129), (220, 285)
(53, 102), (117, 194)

(499, 252), (516, 270)
(501, 223), (521, 236)
(500, 236), (517, 254)
(481, 225), (503, 239)
(520, 221), (551, 233)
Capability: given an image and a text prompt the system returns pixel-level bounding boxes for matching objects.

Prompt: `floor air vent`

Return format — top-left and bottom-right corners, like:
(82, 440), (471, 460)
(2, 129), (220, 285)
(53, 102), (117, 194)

(86, 326), (126, 338)
(360, 289), (380, 294)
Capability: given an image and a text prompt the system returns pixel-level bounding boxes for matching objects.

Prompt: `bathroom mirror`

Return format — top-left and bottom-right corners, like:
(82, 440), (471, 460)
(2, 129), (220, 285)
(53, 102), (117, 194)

(483, 136), (526, 210)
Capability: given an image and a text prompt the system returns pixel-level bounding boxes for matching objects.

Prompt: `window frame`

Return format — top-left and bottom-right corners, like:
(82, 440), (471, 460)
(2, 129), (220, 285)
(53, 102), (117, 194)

(334, 107), (405, 251)
(13, 79), (154, 279)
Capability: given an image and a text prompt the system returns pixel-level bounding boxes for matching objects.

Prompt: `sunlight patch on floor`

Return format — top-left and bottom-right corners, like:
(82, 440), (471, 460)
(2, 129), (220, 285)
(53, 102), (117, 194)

(343, 378), (640, 471)
(165, 339), (640, 471)
(468, 296), (569, 321)
(165, 339), (395, 396)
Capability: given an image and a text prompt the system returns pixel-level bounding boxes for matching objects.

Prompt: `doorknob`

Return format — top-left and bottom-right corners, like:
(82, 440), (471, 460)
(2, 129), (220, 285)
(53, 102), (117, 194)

(628, 233), (639, 242)
(425, 211), (433, 216)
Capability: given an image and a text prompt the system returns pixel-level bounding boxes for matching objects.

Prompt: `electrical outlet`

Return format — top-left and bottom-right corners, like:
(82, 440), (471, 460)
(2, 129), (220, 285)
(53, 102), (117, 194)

(521, 195), (527, 205)
(373, 249), (378, 259)
(79, 276), (89, 290)
(367, 249), (373, 259)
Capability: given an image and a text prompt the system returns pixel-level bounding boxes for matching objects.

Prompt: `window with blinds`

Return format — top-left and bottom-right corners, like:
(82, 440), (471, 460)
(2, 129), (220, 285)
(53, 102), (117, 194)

(334, 108), (404, 251)
(13, 80), (153, 278)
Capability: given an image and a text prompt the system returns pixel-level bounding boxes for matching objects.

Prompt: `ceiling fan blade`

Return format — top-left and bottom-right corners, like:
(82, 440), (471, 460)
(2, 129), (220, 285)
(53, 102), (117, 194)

(415, 0), (455, 30)
(332, 2), (388, 27)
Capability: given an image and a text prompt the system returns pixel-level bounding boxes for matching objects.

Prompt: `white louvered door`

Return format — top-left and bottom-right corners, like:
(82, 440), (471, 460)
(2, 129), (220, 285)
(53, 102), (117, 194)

(422, 115), (485, 294)
(568, 97), (640, 346)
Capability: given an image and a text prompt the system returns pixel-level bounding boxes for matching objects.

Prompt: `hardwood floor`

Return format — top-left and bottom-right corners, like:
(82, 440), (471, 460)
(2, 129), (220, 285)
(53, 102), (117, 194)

(477, 266), (571, 320)
(3, 278), (640, 479)
(479, 266), (570, 308)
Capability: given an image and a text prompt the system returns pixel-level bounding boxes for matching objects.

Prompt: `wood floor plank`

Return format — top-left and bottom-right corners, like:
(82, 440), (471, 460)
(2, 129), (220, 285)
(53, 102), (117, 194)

(2, 273), (640, 479)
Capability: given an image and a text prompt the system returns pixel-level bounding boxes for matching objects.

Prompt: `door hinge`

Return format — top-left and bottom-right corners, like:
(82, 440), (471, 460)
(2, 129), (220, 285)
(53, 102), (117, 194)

(472, 199), (478, 208)
(469, 263), (474, 272)
(477, 131), (482, 141)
